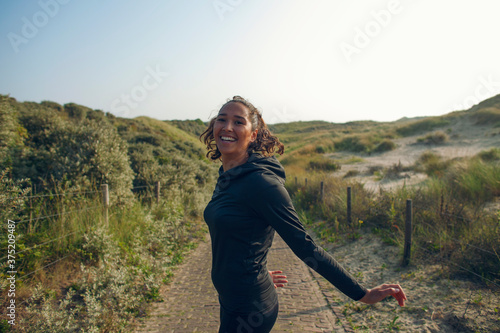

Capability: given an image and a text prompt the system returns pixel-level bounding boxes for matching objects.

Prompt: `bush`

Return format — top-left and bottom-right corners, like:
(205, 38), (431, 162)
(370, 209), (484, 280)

(0, 168), (30, 224)
(64, 103), (92, 122)
(396, 118), (450, 137)
(374, 139), (396, 152)
(0, 95), (25, 168)
(477, 148), (500, 162)
(414, 151), (451, 177)
(19, 203), (206, 332)
(416, 131), (448, 145)
(470, 108), (500, 127)
(444, 159), (500, 205)
(343, 170), (360, 178)
(41, 100), (63, 112)
(16, 110), (134, 205)
(307, 156), (340, 172)
(334, 135), (373, 153)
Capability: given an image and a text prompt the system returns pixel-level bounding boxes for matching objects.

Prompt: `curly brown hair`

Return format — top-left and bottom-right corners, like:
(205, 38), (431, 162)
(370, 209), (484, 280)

(200, 96), (285, 161)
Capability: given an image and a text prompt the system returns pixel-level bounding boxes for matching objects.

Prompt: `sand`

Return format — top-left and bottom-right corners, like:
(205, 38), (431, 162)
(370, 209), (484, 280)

(329, 117), (500, 192)
(312, 228), (499, 332)
(317, 118), (500, 332)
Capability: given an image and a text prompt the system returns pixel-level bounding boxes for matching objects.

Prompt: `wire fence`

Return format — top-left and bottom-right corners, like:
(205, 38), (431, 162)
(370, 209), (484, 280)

(2, 178), (498, 323)
(1, 182), (162, 286)
(293, 179), (500, 289)
(1, 181), (169, 316)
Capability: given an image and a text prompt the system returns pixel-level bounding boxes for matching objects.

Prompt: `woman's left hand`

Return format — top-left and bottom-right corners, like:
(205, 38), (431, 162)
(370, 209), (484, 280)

(359, 283), (407, 307)
(269, 270), (288, 288)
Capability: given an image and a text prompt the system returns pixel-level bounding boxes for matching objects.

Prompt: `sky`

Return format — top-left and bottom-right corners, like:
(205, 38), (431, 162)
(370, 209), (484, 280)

(1, 0), (500, 124)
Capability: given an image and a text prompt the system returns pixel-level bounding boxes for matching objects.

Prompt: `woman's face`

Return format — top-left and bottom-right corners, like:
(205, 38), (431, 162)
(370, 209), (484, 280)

(213, 102), (257, 158)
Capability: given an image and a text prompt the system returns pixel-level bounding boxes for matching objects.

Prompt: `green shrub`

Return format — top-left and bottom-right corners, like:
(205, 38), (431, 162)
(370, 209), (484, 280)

(64, 103), (92, 122)
(396, 118), (450, 137)
(86, 109), (106, 122)
(417, 131), (448, 145)
(343, 170), (360, 178)
(0, 95), (25, 168)
(166, 119), (207, 137)
(307, 157), (340, 172)
(40, 100), (63, 112)
(470, 108), (500, 127)
(374, 139), (396, 152)
(16, 110), (134, 205)
(334, 135), (373, 153)
(19, 203), (206, 332)
(477, 148), (500, 161)
(414, 151), (451, 177)
(0, 168), (31, 224)
(315, 145), (326, 154)
(445, 159), (500, 205)
(0, 97), (218, 333)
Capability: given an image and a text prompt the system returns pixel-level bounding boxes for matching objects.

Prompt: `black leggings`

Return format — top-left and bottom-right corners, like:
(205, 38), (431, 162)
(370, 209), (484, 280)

(218, 301), (279, 333)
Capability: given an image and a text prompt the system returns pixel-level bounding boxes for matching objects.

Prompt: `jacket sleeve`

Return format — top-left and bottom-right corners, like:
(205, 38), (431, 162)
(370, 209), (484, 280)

(247, 173), (368, 301)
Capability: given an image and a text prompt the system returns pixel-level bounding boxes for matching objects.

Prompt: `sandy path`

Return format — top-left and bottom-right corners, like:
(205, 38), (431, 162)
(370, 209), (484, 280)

(312, 229), (500, 332)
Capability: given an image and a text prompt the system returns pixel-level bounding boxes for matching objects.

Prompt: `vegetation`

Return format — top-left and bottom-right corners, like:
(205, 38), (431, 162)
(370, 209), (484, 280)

(285, 148), (500, 284)
(1, 91), (499, 331)
(0, 95), (218, 332)
(395, 117), (450, 137)
(416, 131), (448, 145)
(274, 94), (500, 288)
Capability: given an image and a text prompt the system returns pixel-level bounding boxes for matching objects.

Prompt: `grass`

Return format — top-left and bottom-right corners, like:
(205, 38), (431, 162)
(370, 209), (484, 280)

(0, 180), (213, 332)
(307, 155), (341, 172)
(395, 117), (450, 137)
(470, 108), (500, 127)
(416, 131), (448, 145)
(285, 148), (500, 285)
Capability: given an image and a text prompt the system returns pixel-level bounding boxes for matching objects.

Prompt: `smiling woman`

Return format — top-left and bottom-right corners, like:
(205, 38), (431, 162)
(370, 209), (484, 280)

(200, 96), (284, 171)
(200, 96), (406, 333)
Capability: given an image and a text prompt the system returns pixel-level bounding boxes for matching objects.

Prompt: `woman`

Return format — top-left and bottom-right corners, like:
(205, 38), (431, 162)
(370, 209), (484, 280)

(201, 96), (407, 333)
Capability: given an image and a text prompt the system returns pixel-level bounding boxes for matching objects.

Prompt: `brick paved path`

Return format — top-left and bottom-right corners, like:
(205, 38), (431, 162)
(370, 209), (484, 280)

(134, 233), (349, 332)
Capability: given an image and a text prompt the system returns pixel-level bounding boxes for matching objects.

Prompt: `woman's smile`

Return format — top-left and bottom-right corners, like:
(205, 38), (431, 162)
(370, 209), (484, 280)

(213, 102), (257, 164)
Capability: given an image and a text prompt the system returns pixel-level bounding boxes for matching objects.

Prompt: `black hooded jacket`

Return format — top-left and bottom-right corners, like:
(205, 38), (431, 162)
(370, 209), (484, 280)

(204, 153), (367, 313)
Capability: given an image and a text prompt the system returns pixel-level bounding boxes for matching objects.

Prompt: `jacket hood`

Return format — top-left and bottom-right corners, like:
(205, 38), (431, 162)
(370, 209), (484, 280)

(214, 153), (286, 194)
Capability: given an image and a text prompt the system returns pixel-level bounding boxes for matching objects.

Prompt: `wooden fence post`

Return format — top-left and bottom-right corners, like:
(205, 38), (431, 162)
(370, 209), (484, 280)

(320, 181), (324, 202)
(403, 199), (412, 266)
(305, 178), (308, 187)
(347, 186), (352, 224)
(155, 181), (160, 204)
(101, 184), (109, 227)
(295, 177), (297, 186)
(28, 185), (33, 233)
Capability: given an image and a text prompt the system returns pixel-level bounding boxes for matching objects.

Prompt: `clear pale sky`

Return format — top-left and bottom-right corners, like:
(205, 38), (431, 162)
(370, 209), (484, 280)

(1, 0), (499, 124)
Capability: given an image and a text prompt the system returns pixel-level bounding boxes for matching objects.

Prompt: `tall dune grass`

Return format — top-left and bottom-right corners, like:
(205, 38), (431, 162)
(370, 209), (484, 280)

(0, 179), (212, 332)
(285, 149), (500, 284)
